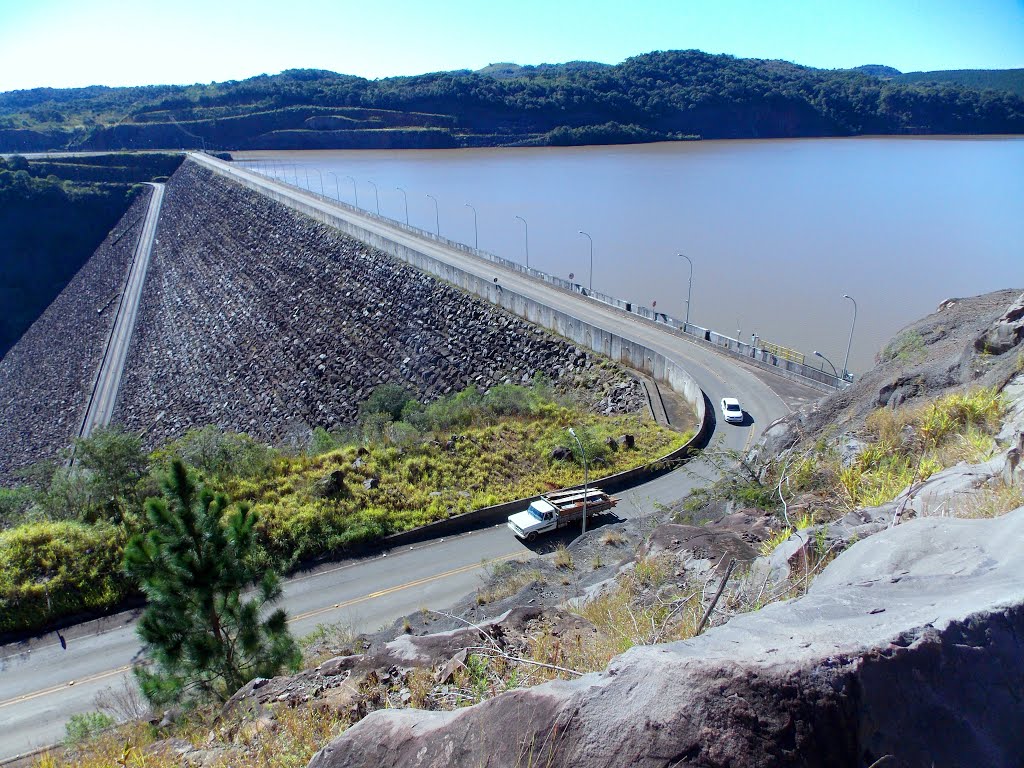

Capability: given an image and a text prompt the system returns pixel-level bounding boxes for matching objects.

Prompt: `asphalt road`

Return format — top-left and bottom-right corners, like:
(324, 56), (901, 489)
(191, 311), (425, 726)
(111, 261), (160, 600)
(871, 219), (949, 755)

(0, 160), (822, 761)
(79, 183), (165, 439)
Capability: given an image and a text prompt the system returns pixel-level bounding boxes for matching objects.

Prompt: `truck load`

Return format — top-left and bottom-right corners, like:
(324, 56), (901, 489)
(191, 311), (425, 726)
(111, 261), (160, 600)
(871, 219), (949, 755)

(507, 488), (619, 541)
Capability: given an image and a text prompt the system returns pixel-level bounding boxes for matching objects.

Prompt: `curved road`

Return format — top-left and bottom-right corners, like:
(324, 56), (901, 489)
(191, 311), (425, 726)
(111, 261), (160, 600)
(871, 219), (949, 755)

(0, 160), (821, 761)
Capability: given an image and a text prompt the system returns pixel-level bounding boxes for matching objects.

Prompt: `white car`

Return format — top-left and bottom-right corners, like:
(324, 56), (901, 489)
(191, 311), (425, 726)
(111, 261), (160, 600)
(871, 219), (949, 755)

(720, 397), (744, 424)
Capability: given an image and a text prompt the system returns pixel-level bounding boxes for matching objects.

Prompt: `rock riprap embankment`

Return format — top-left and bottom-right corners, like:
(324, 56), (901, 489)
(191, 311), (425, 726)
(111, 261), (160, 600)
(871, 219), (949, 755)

(0, 189), (152, 480)
(113, 161), (644, 445)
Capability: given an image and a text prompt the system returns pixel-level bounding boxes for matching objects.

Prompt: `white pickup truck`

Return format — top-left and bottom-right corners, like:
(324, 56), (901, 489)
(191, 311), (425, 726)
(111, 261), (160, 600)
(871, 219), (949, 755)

(507, 488), (619, 541)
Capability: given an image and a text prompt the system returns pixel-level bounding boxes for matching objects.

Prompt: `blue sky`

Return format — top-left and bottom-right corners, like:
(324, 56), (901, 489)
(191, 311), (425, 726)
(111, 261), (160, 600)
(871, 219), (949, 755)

(0, 0), (1022, 92)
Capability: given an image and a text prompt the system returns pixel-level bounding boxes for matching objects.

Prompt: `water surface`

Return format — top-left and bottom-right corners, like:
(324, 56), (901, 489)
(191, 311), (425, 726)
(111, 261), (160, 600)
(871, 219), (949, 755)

(239, 137), (1023, 374)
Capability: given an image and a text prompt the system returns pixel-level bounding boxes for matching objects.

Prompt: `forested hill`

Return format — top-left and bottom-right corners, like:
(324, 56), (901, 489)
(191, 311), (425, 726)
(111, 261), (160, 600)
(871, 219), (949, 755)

(1, 49), (1022, 152)
(893, 69), (1024, 98)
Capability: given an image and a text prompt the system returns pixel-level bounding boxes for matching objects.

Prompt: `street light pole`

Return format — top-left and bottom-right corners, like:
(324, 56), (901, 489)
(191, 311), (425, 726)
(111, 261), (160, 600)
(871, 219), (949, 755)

(465, 203), (478, 249)
(678, 252), (693, 328)
(426, 194), (440, 235)
(367, 180), (380, 215)
(813, 350), (839, 381)
(567, 428), (589, 537)
(327, 171), (341, 201)
(842, 294), (857, 381)
(309, 167), (324, 195)
(578, 230), (593, 292)
(396, 187), (409, 224)
(344, 176), (359, 208)
(513, 215), (529, 268)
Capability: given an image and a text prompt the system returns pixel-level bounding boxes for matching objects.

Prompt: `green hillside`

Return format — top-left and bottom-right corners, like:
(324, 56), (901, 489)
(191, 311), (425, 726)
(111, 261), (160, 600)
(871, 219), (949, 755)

(1, 50), (1022, 152)
(894, 69), (1024, 98)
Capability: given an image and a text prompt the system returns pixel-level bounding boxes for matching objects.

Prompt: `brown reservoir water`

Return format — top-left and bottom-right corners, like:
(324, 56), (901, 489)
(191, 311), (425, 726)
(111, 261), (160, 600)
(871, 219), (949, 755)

(240, 137), (1023, 375)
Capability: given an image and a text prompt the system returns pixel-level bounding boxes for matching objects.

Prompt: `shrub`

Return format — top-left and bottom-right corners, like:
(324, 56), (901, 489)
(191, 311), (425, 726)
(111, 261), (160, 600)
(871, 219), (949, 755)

(358, 384), (414, 423)
(159, 426), (276, 481)
(0, 520), (132, 634)
(482, 383), (538, 417)
(0, 486), (35, 528)
(64, 712), (114, 746)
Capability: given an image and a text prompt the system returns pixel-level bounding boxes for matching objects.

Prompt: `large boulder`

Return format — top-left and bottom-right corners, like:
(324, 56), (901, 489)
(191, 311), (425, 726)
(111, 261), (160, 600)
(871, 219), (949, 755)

(975, 291), (1024, 355)
(308, 508), (1024, 768)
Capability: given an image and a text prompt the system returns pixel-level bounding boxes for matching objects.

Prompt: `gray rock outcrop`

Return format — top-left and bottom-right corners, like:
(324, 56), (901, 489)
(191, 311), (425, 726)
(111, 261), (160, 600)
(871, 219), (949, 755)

(308, 508), (1024, 768)
(769, 290), (1024, 447)
(975, 290), (1024, 355)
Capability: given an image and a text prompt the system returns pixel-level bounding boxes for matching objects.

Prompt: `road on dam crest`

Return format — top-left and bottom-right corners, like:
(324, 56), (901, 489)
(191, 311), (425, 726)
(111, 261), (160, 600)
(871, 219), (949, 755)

(0, 157), (822, 761)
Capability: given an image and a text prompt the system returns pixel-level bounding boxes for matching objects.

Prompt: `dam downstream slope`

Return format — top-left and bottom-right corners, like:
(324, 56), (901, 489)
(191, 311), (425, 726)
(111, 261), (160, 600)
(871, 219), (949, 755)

(112, 162), (644, 445)
(0, 188), (154, 481)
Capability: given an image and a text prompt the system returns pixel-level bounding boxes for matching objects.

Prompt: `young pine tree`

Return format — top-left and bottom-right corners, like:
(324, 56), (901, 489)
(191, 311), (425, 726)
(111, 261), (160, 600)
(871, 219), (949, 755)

(124, 459), (300, 705)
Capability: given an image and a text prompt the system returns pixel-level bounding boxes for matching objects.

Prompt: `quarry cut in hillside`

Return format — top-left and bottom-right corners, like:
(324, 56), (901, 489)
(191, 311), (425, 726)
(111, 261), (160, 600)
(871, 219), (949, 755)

(0, 188), (153, 480)
(113, 161), (645, 446)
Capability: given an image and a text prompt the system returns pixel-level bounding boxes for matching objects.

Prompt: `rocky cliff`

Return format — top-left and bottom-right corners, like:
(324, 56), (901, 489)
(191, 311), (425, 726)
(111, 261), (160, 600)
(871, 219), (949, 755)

(307, 509), (1024, 768)
(112, 161), (643, 446)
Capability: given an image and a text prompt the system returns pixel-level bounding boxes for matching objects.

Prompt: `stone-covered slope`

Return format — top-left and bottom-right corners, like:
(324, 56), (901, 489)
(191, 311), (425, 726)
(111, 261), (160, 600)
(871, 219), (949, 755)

(309, 509), (1024, 768)
(113, 161), (642, 445)
(0, 188), (152, 480)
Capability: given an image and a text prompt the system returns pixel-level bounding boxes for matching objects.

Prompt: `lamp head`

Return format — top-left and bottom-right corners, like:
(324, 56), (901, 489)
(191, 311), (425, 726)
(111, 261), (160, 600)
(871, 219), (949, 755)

(568, 427), (576, 437)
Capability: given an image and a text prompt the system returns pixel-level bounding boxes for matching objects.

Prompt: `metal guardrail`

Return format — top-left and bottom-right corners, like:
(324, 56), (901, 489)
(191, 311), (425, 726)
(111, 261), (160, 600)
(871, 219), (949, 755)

(238, 161), (849, 392)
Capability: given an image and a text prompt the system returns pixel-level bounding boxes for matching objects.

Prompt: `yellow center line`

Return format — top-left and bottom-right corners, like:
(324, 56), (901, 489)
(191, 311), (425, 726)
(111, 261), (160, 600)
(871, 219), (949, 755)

(0, 552), (524, 710)
(742, 425), (755, 454)
(0, 666), (131, 710)
(288, 552), (523, 624)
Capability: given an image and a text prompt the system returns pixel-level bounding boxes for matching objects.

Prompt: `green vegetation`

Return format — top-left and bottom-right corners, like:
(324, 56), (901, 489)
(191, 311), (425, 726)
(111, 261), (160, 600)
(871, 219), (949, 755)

(233, 384), (686, 568)
(0, 520), (132, 634)
(879, 329), (927, 365)
(2, 51), (1021, 153)
(64, 712), (114, 746)
(38, 706), (347, 768)
(894, 68), (1024, 98)
(0, 153), (182, 356)
(838, 388), (1003, 507)
(684, 387), (1006, 524)
(0, 382), (687, 635)
(124, 460), (301, 705)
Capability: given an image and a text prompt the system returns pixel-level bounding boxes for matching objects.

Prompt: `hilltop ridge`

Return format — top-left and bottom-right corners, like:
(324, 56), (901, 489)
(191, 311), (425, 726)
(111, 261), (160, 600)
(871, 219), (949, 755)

(1, 49), (1021, 152)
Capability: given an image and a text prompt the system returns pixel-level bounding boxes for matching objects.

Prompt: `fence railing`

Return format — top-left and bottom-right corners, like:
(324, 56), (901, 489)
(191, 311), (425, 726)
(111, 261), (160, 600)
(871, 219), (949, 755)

(237, 161), (850, 391)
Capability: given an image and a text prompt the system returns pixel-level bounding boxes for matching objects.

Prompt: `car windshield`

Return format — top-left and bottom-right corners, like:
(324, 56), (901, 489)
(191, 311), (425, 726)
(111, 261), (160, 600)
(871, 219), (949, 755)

(726, 403), (741, 411)
(528, 503), (546, 520)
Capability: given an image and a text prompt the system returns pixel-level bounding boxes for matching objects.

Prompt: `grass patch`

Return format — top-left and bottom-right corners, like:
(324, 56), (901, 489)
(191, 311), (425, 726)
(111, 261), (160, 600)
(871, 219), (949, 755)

(879, 330), (927, 365)
(475, 564), (543, 605)
(232, 402), (686, 569)
(38, 705), (348, 768)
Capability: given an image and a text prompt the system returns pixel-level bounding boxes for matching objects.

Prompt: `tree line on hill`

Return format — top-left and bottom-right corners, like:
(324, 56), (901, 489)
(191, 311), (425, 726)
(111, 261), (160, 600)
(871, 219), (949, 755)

(1, 50), (1021, 152)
